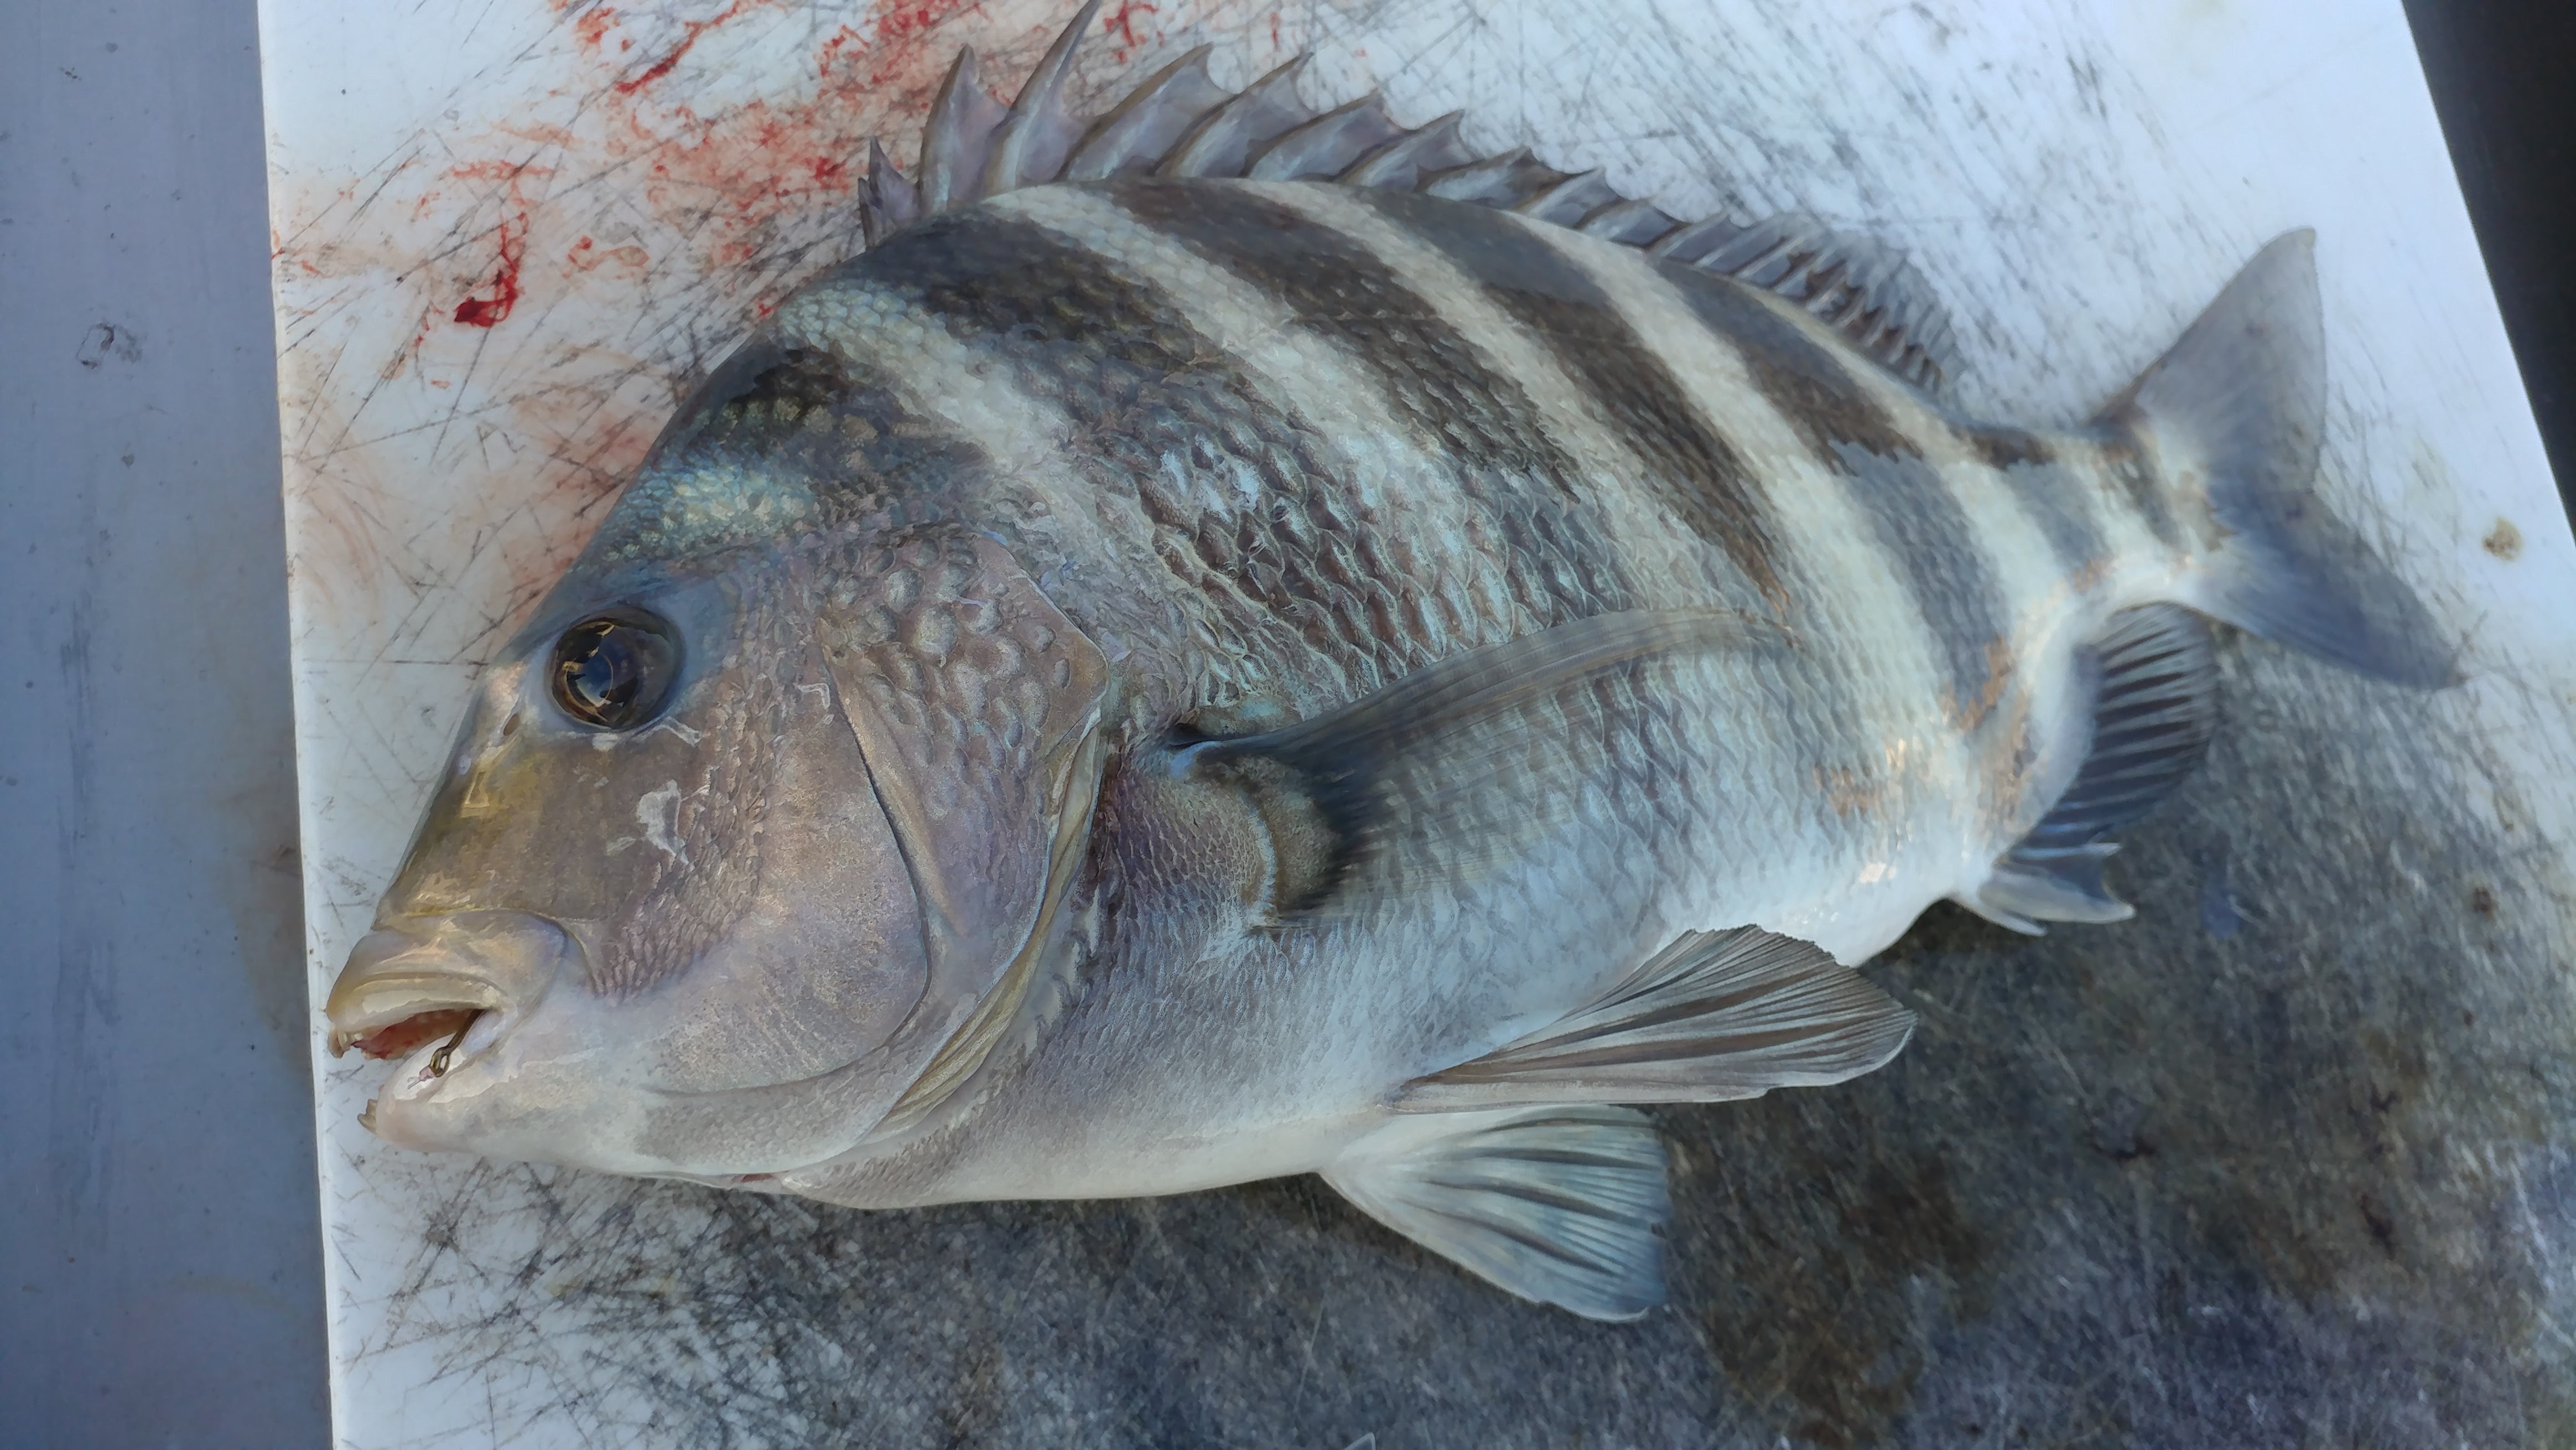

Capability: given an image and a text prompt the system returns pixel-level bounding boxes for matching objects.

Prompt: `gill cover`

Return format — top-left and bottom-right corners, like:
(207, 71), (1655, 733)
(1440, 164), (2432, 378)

(818, 527), (1110, 1141)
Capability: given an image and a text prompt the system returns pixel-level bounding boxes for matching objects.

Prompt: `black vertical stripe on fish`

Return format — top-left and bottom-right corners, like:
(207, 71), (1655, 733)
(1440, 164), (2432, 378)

(1100, 178), (1637, 626)
(676, 341), (993, 513)
(1661, 265), (2012, 727)
(1832, 446), (2017, 727)
(2099, 431), (2184, 547)
(603, 338), (995, 558)
(1971, 427), (2104, 575)
(1307, 189), (1904, 815)
(847, 204), (1455, 679)
(1969, 427), (2053, 470)
(1344, 186), (1790, 614)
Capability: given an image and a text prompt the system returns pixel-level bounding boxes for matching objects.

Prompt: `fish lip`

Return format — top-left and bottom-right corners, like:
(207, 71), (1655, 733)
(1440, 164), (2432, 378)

(324, 912), (573, 1066)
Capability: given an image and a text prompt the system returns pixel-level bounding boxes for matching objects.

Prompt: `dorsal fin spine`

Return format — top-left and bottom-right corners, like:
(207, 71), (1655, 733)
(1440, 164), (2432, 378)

(858, 7), (1960, 393)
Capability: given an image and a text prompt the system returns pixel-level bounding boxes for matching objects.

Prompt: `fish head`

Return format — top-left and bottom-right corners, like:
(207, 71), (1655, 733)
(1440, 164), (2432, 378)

(325, 506), (1110, 1181)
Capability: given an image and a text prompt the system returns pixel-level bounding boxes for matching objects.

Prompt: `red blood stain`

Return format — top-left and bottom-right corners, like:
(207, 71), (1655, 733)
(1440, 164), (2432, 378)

(276, 1), (1160, 643)
(573, 4), (616, 49)
(871, 3), (961, 51)
(531, 0), (996, 279)
(566, 234), (651, 272)
(449, 157), (539, 181)
(1103, 0), (1155, 47)
(446, 159), (549, 327)
(453, 213), (528, 327)
(816, 0), (986, 92)
(560, 0), (995, 263)
(614, 0), (762, 96)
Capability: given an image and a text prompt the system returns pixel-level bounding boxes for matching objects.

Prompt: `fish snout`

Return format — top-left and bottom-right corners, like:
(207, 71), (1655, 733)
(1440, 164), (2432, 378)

(325, 911), (573, 1062)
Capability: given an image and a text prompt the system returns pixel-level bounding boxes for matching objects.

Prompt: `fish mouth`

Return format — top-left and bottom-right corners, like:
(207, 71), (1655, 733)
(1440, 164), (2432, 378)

(325, 912), (574, 1086)
(340, 1004), (485, 1063)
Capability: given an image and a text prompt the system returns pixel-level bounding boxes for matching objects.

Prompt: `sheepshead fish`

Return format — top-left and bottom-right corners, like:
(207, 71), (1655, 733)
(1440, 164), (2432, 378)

(323, 3), (2453, 1319)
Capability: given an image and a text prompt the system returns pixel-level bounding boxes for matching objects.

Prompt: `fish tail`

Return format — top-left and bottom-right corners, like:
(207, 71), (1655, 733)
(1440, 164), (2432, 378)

(2096, 231), (2456, 687)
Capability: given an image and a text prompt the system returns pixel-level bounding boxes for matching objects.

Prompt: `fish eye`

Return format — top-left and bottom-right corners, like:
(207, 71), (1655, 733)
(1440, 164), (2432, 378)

(547, 608), (681, 731)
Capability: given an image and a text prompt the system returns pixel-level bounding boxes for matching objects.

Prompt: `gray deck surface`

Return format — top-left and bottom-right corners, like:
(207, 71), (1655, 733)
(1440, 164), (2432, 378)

(0, 0), (328, 1443)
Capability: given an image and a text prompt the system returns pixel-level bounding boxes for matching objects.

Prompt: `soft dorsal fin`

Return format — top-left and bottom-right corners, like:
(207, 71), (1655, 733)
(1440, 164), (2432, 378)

(1650, 210), (1957, 391)
(850, 7), (1960, 393)
(1325, 1106), (1671, 1321)
(1398, 928), (1915, 1112)
(1964, 604), (2219, 934)
(1176, 610), (1782, 918)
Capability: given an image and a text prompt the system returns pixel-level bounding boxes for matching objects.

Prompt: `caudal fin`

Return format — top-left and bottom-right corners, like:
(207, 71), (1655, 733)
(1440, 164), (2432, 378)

(2096, 231), (2456, 688)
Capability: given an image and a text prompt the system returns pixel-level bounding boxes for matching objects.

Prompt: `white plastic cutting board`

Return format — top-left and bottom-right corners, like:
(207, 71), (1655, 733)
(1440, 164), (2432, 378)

(261, 1), (2569, 1444)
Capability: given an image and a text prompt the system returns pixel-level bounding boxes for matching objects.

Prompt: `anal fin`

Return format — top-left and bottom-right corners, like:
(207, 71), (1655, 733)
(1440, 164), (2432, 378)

(1325, 1106), (1670, 1321)
(1965, 604), (2218, 933)
(1397, 928), (1914, 1112)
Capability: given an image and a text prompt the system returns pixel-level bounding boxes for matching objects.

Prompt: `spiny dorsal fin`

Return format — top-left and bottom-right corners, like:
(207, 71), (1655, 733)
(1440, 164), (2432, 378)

(1339, 110), (1474, 190)
(858, 138), (920, 249)
(918, 45), (1011, 216)
(856, 7), (1961, 394)
(1420, 146), (1566, 207)
(1514, 167), (1623, 226)
(1578, 196), (1685, 246)
(977, 0), (1100, 198)
(1325, 1106), (1670, 1321)
(1247, 92), (1406, 180)
(1061, 45), (1230, 180)
(1398, 928), (1915, 1112)
(1157, 54), (1316, 177)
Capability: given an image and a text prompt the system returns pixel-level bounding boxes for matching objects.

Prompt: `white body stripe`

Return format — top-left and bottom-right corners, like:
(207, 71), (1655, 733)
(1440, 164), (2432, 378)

(1249, 184), (1715, 605)
(989, 184), (1522, 676)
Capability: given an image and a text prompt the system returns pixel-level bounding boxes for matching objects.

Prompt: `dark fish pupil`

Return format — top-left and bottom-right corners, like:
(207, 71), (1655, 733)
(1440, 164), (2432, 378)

(570, 635), (637, 708)
(548, 610), (678, 730)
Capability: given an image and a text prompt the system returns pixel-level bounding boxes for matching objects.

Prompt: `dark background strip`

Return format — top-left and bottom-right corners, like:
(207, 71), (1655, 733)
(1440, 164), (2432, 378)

(0, 0), (326, 1444)
(2405, 0), (2576, 516)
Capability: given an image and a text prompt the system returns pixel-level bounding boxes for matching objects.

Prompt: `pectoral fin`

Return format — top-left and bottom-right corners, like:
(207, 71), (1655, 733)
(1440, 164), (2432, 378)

(1180, 610), (1781, 918)
(1325, 1106), (1670, 1321)
(1398, 928), (1915, 1112)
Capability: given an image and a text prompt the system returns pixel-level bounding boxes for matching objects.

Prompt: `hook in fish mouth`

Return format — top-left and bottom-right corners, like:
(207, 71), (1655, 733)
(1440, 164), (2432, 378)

(335, 1004), (485, 1063)
(325, 910), (575, 1109)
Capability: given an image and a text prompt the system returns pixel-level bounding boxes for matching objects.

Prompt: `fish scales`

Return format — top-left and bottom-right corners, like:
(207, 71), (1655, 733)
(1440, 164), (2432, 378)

(1085, 180), (1650, 627)
(813, 177), (1966, 947)
(788, 202), (1557, 714)
(1344, 185), (1794, 615)
(984, 183), (1623, 685)
(326, 8), (2456, 1321)
(1975, 427), (2110, 576)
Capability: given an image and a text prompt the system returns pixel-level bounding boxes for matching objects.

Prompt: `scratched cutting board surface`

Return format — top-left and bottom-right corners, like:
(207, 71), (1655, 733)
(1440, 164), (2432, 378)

(263, 2), (2576, 1446)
